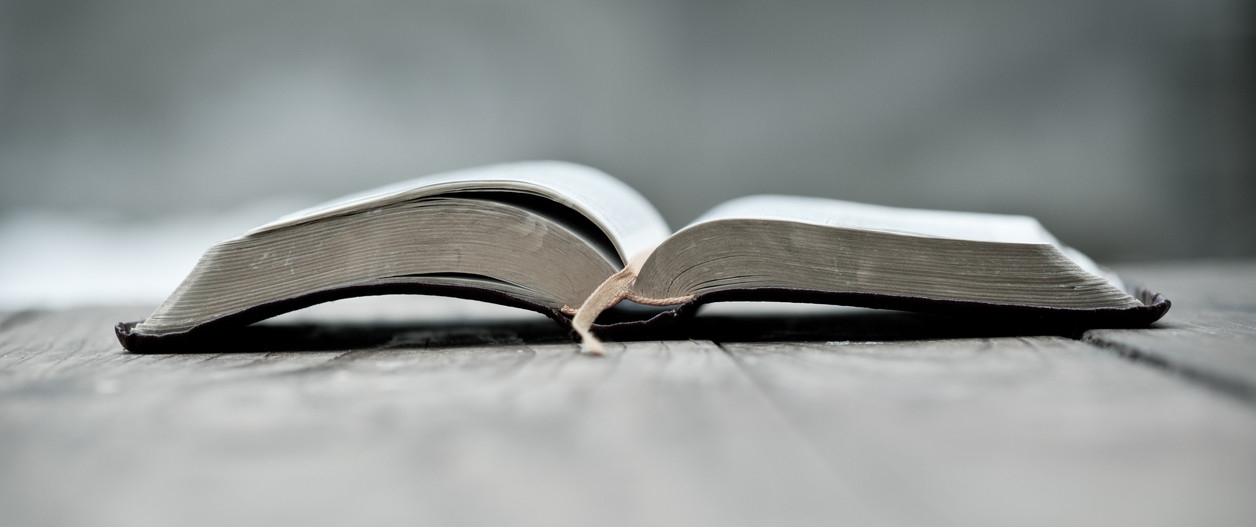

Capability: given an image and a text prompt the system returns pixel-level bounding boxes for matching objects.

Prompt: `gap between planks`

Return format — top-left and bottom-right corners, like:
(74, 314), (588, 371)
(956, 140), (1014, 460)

(1081, 332), (1255, 405)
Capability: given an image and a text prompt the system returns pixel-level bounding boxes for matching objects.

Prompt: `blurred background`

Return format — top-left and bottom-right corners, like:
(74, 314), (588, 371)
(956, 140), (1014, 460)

(1, 0), (1253, 307)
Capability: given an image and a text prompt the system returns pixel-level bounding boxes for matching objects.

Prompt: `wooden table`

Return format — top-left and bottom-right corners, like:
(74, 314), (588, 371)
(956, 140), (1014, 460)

(2, 261), (1254, 527)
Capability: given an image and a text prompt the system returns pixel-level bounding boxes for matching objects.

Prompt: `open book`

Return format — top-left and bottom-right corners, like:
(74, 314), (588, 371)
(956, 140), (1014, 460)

(115, 161), (1169, 353)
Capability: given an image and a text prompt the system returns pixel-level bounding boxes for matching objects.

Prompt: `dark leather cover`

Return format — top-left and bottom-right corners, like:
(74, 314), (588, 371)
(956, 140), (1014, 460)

(114, 281), (1171, 353)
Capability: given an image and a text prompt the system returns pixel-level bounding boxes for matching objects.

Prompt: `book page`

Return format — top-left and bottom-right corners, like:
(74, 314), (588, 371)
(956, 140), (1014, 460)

(245, 161), (671, 265)
(691, 195), (1057, 244)
(688, 195), (1116, 283)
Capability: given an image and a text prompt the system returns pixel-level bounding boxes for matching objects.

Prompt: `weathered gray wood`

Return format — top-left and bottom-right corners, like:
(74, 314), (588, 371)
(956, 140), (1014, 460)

(2, 262), (1256, 527)
(1087, 261), (1256, 400)
(0, 305), (863, 527)
(723, 337), (1256, 527)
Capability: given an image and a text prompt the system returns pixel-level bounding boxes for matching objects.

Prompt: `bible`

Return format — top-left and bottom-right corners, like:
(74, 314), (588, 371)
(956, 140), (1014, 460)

(115, 161), (1170, 353)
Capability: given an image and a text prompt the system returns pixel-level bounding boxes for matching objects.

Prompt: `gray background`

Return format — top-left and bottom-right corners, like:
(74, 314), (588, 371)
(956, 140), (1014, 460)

(2, 0), (1253, 261)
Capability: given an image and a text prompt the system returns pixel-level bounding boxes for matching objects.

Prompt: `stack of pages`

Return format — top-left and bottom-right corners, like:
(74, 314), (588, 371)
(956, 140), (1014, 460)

(116, 162), (1169, 353)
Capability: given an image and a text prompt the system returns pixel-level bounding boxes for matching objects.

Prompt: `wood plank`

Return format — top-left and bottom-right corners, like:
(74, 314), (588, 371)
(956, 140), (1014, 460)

(0, 305), (866, 527)
(1088, 261), (1256, 400)
(3, 262), (1254, 526)
(723, 336), (1256, 527)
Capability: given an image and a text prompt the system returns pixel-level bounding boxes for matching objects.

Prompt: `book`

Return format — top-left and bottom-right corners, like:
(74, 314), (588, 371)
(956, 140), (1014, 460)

(115, 161), (1170, 353)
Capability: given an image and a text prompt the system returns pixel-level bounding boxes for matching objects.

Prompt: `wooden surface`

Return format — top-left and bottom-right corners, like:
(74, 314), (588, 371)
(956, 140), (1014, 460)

(1, 261), (1254, 527)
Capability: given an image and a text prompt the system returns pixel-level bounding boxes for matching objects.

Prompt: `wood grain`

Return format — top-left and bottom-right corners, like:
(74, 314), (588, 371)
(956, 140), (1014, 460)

(2, 262), (1255, 527)
(723, 337), (1256, 527)
(1088, 261), (1256, 401)
(0, 306), (864, 527)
